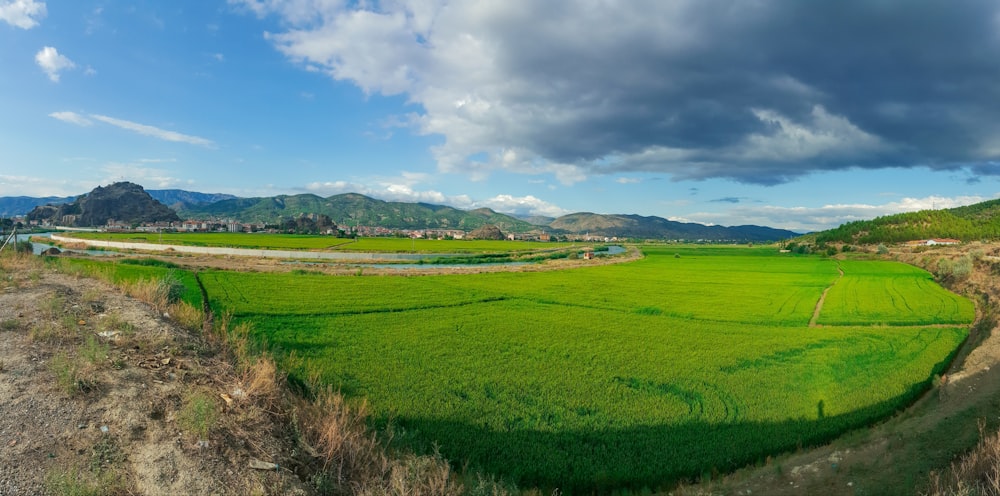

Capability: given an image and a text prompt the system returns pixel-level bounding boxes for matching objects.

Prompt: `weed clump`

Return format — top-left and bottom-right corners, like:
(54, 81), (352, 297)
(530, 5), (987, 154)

(178, 390), (219, 441)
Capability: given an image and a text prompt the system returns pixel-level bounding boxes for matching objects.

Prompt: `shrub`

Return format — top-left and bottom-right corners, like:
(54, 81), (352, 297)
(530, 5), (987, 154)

(14, 240), (32, 254)
(80, 335), (109, 367)
(50, 351), (82, 396)
(937, 255), (972, 283)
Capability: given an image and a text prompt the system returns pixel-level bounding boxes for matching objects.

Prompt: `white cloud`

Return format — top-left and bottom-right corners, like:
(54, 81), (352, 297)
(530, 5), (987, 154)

(474, 194), (568, 218)
(89, 114), (215, 147)
(615, 177), (641, 184)
(35, 46), (75, 82)
(0, 0), (46, 29)
(232, 0), (677, 183)
(101, 161), (189, 189)
(0, 174), (89, 197)
(304, 180), (449, 205)
(688, 195), (998, 232)
(302, 177), (568, 217)
(739, 105), (884, 163)
(49, 111), (214, 147)
(48, 111), (93, 126)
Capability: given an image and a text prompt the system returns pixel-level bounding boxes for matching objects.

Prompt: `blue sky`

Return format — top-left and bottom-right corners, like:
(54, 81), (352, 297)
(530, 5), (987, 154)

(3, 1), (1000, 232)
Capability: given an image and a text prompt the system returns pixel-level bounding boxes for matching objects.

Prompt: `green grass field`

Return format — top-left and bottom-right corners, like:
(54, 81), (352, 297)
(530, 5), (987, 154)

(61, 232), (573, 253)
(818, 260), (974, 325)
(194, 246), (974, 491)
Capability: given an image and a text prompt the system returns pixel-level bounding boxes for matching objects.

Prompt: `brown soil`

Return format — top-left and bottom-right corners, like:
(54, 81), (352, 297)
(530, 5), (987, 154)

(0, 260), (308, 495)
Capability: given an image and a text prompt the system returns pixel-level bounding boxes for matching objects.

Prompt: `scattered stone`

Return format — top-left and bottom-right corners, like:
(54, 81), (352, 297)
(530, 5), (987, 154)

(248, 458), (278, 471)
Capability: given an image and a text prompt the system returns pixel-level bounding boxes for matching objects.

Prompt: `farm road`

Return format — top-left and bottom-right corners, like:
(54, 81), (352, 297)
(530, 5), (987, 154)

(49, 235), (432, 261)
(809, 262), (844, 327)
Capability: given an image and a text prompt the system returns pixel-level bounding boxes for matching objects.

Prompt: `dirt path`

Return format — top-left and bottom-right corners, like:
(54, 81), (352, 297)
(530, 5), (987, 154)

(809, 262), (844, 327)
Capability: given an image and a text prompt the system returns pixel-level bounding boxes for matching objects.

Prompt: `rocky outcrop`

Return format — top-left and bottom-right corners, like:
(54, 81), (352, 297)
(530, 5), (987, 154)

(27, 182), (179, 227)
(468, 224), (505, 240)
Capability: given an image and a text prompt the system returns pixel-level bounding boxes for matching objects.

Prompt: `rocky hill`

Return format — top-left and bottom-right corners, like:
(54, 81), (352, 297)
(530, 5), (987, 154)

(468, 224), (505, 240)
(26, 182), (179, 227)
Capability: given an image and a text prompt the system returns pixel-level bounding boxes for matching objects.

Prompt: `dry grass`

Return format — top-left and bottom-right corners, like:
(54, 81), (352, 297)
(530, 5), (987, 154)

(167, 300), (205, 332)
(292, 385), (465, 496)
(926, 421), (1000, 496)
(30, 321), (77, 345)
(120, 278), (171, 313)
(241, 356), (282, 407)
(47, 261), (494, 495)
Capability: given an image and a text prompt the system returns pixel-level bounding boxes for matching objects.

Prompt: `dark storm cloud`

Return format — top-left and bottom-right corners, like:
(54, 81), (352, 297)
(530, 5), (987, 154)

(493, 0), (1000, 182)
(247, 0), (1000, 184)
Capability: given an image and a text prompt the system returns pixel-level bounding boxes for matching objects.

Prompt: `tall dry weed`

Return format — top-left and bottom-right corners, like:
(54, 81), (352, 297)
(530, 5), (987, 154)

(167, 300), (204, 332)
(295, 386), (380, 481)
(121, 278), (170, 312)
(925, 420), (1000, 496)
(294, 385), (465, 496)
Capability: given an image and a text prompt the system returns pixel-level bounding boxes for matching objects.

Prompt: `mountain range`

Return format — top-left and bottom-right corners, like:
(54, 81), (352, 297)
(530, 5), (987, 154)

(4, 184), (799, 241)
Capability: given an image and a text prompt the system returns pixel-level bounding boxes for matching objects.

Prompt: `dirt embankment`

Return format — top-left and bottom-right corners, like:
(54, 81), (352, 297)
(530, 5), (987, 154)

(0, 256), (307, 495)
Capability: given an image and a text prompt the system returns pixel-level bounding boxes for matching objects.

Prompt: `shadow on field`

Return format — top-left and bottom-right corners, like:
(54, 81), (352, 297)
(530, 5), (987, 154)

(386, 384), (931, 494)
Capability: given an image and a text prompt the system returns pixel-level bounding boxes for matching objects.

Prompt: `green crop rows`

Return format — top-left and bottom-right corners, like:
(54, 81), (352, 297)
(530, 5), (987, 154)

(194, 245), (973, 491)
(817, 260), (974, 325)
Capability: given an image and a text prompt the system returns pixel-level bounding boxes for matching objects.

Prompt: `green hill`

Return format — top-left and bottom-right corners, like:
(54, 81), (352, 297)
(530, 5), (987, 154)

(181, 193), (537, 232)
(815, 199), (1000, 244)
(551, 212), (797, 241)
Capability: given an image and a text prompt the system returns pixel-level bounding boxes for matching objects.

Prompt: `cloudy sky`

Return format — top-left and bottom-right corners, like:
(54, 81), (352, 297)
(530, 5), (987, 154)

(3, 0), (1000, 231)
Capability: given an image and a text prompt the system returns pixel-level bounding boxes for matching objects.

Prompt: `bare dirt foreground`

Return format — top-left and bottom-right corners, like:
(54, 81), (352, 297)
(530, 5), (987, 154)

(0, 256), (308, 495)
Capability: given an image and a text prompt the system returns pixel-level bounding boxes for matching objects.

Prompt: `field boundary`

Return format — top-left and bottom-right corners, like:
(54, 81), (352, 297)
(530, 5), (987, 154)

(809, 262), (844, 327)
